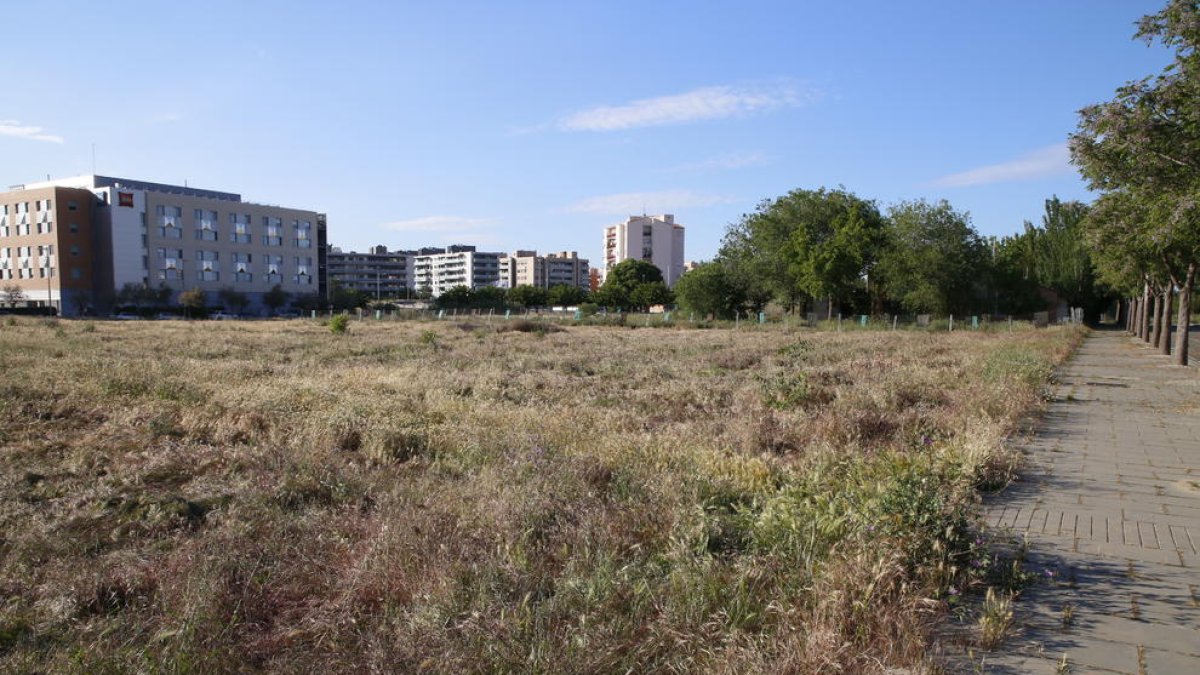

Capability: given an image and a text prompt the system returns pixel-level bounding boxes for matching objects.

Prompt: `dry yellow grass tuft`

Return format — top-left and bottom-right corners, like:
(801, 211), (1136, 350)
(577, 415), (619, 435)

(0, 317), (1081, 672)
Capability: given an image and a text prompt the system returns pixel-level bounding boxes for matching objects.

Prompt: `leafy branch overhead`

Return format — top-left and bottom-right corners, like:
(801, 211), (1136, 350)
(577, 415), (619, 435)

(1070, 0), (1200, 366)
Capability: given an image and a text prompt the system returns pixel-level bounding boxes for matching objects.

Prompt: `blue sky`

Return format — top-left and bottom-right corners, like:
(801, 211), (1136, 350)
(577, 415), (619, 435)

(0, 1), (1173, 263)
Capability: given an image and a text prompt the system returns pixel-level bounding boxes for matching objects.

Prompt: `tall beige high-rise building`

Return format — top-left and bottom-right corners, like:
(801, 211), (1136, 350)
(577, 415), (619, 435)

(602, 214), (684, 287)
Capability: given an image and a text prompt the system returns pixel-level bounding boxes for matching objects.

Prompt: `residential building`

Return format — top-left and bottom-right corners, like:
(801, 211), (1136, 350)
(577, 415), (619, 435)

(327, 245), (415, 299)
(1, 175), (327, 315)
(499, 250), (590, 291)
(413, 245), (503, 297)
(602, 214), (685, 287)
(545, 251), (590, 291)
(0, 185), (98, 313)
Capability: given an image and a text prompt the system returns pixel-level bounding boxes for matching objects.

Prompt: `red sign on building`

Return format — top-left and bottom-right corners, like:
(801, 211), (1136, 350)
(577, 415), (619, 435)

(118, 192), (134, 207)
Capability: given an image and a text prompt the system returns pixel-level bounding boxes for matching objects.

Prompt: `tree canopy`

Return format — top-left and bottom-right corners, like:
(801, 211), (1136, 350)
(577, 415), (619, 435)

(594, 259), (672, 311)
(1070, 0), (1200, 364)
(672, 262), (744, 319)
(876, 200), (987, 315)
(720, 187), (885, 315)
(507, 285), (549, 308)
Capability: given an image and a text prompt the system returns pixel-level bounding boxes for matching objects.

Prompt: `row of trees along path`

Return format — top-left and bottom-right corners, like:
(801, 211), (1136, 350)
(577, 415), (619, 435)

(1071, 0), (1200, 367)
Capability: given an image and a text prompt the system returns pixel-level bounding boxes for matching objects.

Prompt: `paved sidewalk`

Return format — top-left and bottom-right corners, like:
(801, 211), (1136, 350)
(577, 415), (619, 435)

(975, 330), (1200, 674)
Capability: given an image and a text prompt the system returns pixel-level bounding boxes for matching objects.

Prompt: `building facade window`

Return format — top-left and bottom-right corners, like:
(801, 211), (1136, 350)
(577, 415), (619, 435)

(264, 254), (283, 283)
(233, 252), (253, 282)
(157, 248), (184, 280)
(230, 213), (252, 243)
(195, 209), (219, 241)
(293, 219), (312, 248)
(157, 205), (183, 238)
(263, 217), (283, 246)
(196, 250), (220, 282)
(293, 256), (313, 285)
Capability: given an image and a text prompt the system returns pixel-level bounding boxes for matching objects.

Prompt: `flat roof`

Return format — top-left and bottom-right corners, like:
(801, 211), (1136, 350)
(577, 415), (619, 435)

(14, 174), (241, 202)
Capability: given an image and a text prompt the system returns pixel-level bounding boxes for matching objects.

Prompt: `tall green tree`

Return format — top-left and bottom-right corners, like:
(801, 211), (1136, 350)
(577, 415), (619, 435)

(471, 286), (509, 311)
(629, 281), (673, 311)
(720, 187), (885, 316)
(1070, 0), (1200, 365)
(594, 259), (665, 311)
(507, 284), (549, 308)
(787, 188), (886, 316)
(1086, 191), (1171, 343)
(988, 235), (1047, 315)
(434, 285), (473, 310)
(1027, 198), (1097, 308)
(673, 262), (744, 319)
(718, 202), (803, 311)
(876, 200), (988, 316)
(546, 284), (588, 307)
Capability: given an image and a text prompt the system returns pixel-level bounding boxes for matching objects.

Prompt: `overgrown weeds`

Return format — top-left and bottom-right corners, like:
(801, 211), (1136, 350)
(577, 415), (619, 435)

(0, 319), (1083, 672)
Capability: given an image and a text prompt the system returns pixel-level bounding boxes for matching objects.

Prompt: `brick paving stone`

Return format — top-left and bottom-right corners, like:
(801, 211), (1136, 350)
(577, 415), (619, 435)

(941, 330), (1200, 672)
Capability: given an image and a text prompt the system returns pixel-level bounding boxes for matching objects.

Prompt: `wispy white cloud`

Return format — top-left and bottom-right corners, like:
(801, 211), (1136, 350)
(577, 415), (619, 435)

(0, 119), (64, 144)
(381, 215), (498, 232)
(565, 190), (736, 215)
(379, 215), (500, 245)
(670, 151), (771, 173)
(559, 83), (817, 132)
(930, 143), (1072, 188)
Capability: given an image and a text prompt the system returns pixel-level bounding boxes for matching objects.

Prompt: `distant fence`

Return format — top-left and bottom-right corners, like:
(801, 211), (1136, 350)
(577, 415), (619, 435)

(306, 306), (1088, 332)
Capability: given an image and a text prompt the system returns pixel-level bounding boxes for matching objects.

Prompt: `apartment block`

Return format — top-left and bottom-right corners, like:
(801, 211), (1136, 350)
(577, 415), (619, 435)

(602, 214), (685, 287)
(413, 245), (502, 297)
(0, 186), (98, 313)
(499, 250), (590, 291)
(1, 175), (327, 315)
(327, 245), (416, 299)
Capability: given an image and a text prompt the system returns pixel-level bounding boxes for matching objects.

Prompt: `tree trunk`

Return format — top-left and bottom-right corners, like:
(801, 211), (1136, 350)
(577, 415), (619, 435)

(1156, 284), (1166, 355)
(1130, 297), (1138, 333)
(1140, 283), (1151, 340)
(1149, 292), (1160, 345)
(1173, 262), (1195, 367)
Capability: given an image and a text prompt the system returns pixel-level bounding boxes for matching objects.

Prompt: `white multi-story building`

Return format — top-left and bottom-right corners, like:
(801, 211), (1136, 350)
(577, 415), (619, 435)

(602, 214), (685, 287)
(499, 250), (590, 291)
(413, 245), (502, 297)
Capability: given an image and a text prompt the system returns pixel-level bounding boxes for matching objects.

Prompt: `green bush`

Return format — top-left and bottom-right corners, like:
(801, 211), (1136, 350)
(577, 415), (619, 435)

(329, 314), (350, 335)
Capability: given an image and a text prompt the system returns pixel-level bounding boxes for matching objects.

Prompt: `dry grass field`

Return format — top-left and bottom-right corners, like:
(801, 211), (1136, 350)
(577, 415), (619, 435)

(0, 316), (1082, 673)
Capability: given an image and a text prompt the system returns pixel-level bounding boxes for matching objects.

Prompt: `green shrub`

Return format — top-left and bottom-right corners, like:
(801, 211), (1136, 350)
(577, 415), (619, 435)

(759, 371), (814, 409)
(329, 314), (350, 335)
